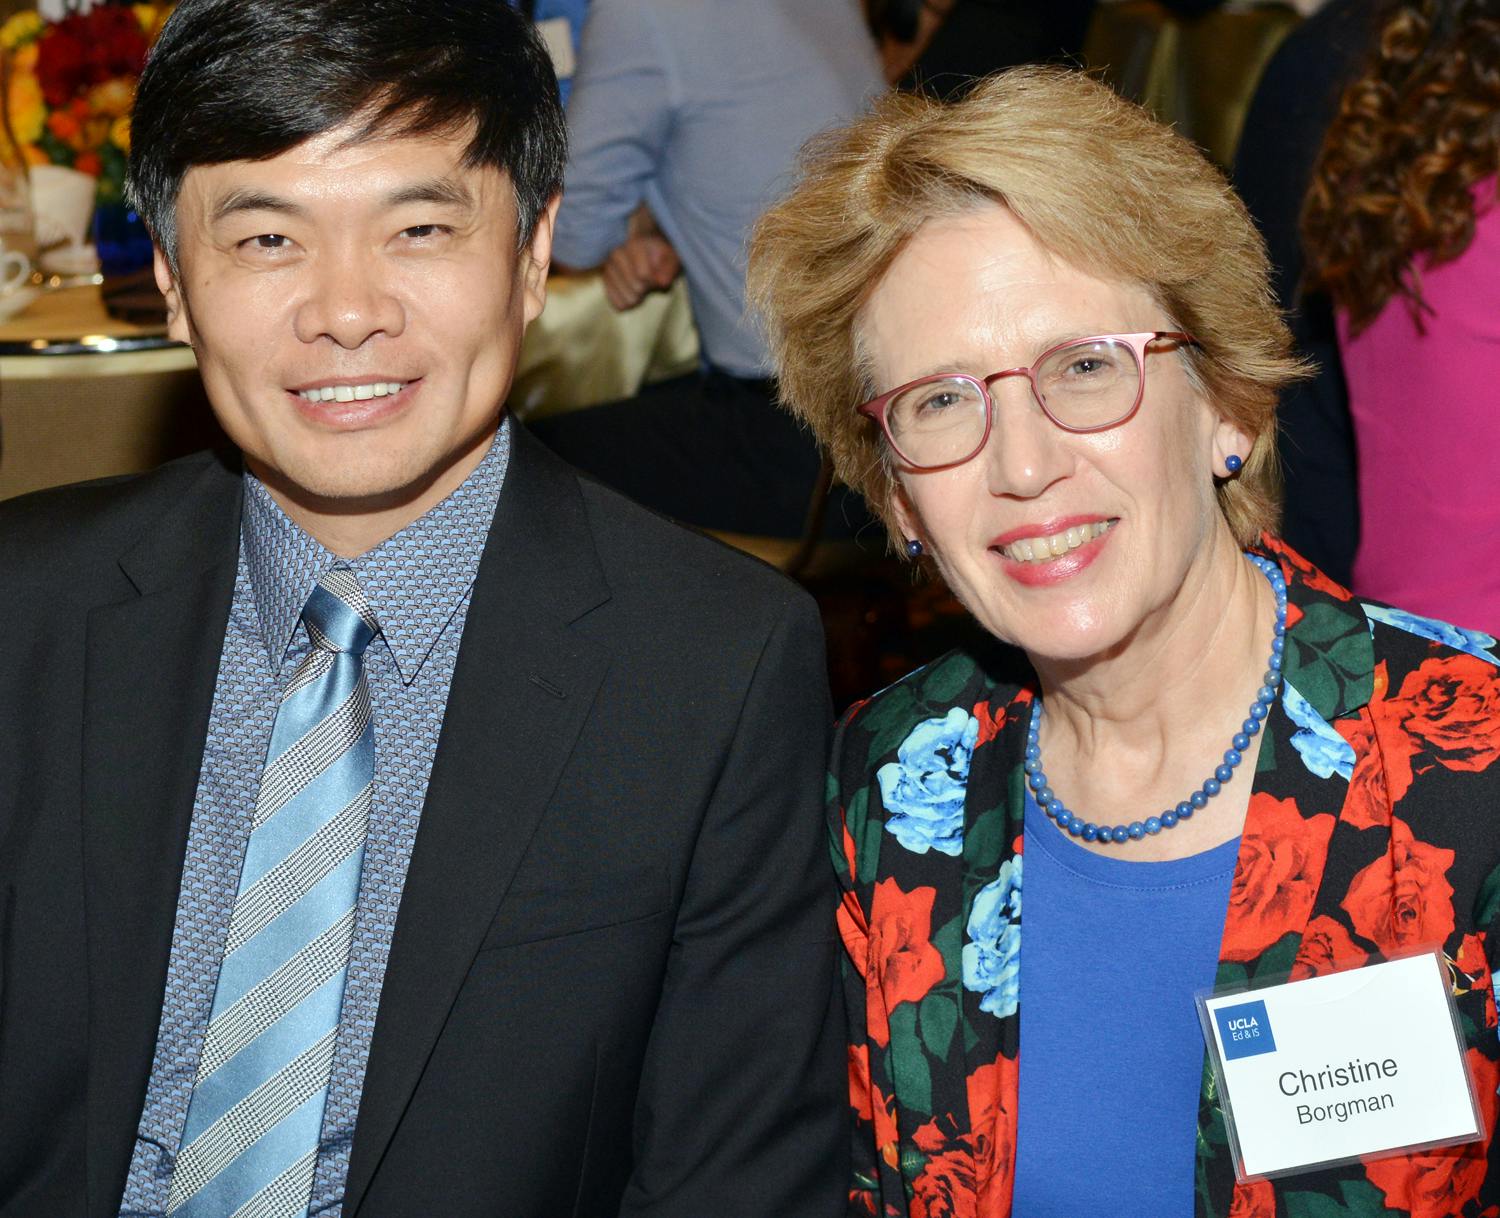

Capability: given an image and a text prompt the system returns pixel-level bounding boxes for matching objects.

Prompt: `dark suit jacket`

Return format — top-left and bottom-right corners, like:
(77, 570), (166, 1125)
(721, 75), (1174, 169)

(0, 425), (845, 1217)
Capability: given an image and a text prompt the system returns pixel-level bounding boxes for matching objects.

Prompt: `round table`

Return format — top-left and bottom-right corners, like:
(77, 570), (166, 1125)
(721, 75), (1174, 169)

(0, 274), (699, 500)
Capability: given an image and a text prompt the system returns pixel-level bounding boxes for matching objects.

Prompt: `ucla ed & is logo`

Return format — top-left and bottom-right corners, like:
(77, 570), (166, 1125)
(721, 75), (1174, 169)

(1215, 999), (1277, 1061)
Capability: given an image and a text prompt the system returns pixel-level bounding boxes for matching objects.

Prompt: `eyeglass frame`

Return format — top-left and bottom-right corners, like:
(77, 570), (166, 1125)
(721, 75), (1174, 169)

(856, 330), (1199, 472)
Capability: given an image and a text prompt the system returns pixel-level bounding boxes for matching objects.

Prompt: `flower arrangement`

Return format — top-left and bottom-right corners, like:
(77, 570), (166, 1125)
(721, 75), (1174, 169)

(1, 3), (172, 205)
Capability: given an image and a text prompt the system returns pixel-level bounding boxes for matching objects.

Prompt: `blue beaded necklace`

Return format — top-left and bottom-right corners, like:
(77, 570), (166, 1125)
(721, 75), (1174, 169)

(1025, 552), (1288, 847)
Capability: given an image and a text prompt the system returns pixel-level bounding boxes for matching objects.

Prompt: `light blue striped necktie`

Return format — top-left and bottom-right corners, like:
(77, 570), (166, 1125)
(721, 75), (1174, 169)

(167, 569), (377, 1218)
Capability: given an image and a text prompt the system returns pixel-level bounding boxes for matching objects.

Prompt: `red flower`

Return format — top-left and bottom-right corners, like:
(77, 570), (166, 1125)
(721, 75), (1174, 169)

(35, 7), (148, 109)
(1336, 664), (1408, 830)
(1290, 915), (1368, 980)
(849, 1044), (873, 1119)
(1364, 1050), (1499, 1218)
(865, 878), (946, 1046)
(1228, 1177), (1276, 1218)
(967, 1053), (1018, 1218)
(848, 1044), (901, 1170)
(1341, 817), (1456, 953)
(973, 700), (1003, 748)
(1262, 534), (1352, 601)
(1221, 794), (1336, 962)
(911, 1122), (977, 1218)
(1392, 654), (1500, 775)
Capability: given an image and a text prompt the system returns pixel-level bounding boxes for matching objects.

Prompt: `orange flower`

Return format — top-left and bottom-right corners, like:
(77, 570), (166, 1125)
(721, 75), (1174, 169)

(865, 877), (946, 1046)
(1341, 817), (1456, 953)
(1290, 914), (1367, 980)
(1221, 794), (1336, 962)
(966, 1053), (1018, 1218)
(1364, 1049), (1498, 1218)
(911, 1121), (977, 1218)
(73, 151), (102, 178)
(46, 108), (80, 142)
(1393, 654), (1500, 774)
(1228, 1177), (1277, 1218)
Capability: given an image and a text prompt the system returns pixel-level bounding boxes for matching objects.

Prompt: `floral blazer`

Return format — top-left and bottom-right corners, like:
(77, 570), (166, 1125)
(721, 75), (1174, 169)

(833, 538), (1500, 1218)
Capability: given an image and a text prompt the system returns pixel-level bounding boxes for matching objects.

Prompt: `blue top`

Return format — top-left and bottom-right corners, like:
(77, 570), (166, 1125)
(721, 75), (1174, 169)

(1012, 789), (1240, 1217)
(119, 426), (511, 1216)
(551, 0), (884, 377)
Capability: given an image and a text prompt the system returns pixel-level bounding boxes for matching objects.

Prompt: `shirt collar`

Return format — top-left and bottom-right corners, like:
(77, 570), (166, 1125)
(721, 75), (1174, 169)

(242, 420), (511, 682)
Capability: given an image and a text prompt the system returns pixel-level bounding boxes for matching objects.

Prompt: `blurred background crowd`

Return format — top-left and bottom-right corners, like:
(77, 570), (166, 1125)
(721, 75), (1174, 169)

(0, 0), (1495, 708)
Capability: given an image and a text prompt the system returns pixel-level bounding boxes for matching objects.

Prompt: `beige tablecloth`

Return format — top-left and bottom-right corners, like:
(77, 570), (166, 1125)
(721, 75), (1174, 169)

(0, 273), (700, 499)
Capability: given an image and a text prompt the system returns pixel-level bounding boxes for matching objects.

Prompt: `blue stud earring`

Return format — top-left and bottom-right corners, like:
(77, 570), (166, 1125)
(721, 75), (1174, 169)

(1224, 454), (1244, 474)
(905, 538), (924, 559)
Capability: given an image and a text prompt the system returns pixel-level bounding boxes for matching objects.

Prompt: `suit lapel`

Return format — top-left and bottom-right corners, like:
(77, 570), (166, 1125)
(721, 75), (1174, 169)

(346, 427), (611, 1214)
(81, 456), (243, 1216)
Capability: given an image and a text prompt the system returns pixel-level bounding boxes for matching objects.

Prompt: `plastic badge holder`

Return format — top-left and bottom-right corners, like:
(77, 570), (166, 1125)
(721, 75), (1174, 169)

(1196, 948), (1485, 1183)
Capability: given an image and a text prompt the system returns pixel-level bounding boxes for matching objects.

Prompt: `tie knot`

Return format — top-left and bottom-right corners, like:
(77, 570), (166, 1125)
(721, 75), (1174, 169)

(302, 569), (377, 656)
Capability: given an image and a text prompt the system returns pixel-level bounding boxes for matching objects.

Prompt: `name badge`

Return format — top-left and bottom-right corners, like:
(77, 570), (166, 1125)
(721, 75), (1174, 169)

(1197, 951), (1484, 1180)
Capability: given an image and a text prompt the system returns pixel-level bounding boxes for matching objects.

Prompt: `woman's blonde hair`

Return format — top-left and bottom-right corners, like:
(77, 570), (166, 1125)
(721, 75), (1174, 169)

(747, 66), (1304, 546)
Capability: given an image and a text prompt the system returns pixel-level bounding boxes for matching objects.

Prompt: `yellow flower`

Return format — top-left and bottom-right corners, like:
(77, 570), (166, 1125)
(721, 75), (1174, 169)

(134, 3), (174, 42)
(5, 63), (44, 147)
(110, 115), (131, 155)
(0, 11), (43, 53)
(13, 42), (38, 73)
(88, 77), (136, 119)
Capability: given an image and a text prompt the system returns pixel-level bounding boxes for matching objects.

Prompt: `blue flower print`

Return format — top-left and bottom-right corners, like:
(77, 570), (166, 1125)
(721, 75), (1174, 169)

(877, 708), (977, 857)
(1363, 604), (1500, 666)
(963, 857), (1022, 1019)
(1284, 681), (1356, 781)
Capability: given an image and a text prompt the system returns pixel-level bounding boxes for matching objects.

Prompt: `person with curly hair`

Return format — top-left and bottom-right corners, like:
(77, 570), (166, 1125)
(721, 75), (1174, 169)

(1304, 0), (1500, 632)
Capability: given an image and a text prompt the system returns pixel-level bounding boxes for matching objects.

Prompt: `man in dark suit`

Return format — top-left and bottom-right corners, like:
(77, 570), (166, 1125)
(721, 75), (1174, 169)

(0, 2), (844, 1215)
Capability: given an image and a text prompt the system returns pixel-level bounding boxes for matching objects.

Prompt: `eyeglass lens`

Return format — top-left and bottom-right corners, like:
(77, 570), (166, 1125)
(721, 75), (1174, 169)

(885, 337), (1143, 468)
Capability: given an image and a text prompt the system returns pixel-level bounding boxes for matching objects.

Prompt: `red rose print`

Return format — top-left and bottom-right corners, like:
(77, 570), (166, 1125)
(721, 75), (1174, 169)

(838, 893), (869, 976)
(1290, 915), (1367, 980)
(1364, 1050), (1499, 1218)
(1264, 535), (1352, 601)
(967, 1054), (1018, 1218)
(849, 1041), (902, 1169)
(1336, 668), (1409, 830)
(1221, 794), (1336, 962)
(1341, 817), (1456, 953)
(849, 1044), (873, 1119)
(1392, 654), (1500, 774)
(1228, 1177), (1276, 1218)
(973, 701), (1003, 748)
(911, 1122), (977, 1218)
(865, 879), (946, 1046)
(840, 815), (862, 887)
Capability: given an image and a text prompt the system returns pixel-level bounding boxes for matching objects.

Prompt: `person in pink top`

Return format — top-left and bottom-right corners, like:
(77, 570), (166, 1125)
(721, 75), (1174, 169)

(1303, 0), (1500, 634)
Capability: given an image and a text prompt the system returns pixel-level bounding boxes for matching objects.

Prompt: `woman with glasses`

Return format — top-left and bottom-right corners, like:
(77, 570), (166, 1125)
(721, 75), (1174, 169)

(748, 66), (1500, 1217)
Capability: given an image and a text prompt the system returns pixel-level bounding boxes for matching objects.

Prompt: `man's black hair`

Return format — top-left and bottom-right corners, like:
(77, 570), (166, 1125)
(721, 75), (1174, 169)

(128, 0), (567, 266)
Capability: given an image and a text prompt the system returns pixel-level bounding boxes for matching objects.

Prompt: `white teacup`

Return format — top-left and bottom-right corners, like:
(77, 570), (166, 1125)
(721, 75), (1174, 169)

(0, 246), (30, 295)
(29, 164), (97, 251)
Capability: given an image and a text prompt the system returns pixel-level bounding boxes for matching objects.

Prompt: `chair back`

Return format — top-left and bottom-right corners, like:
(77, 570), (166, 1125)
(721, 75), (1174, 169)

(1082, 0), (1181, 114)
(1171, 3), (1302, 168)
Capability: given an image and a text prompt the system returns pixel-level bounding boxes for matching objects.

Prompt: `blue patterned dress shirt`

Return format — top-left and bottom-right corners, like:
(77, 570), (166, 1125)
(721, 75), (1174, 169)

(119, 424), (510, 1217)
